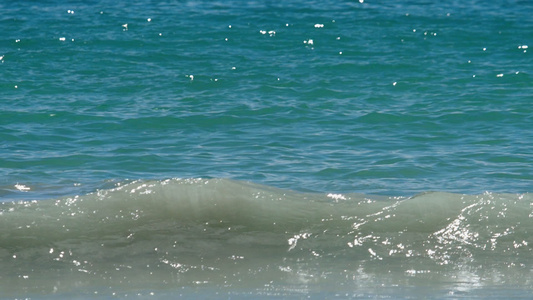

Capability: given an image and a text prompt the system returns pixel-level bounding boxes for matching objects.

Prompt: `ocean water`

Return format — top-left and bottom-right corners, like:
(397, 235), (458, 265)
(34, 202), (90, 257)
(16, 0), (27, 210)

(1, 0), (532, 298)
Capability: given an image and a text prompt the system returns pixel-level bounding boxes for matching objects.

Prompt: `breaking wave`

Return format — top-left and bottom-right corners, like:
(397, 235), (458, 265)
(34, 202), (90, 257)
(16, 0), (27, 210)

(1, 178), (532, 297)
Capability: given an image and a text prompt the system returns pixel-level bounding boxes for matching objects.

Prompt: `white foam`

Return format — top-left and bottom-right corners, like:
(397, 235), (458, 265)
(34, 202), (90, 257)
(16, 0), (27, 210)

(14, 183), (30, 191)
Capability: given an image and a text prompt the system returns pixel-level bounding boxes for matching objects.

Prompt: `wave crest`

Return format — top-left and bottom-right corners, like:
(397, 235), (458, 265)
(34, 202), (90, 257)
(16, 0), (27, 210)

(1, 179), (532, 296)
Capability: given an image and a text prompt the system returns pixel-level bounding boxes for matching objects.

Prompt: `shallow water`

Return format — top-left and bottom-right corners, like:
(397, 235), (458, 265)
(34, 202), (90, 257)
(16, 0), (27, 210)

(1, 179), (532, 298)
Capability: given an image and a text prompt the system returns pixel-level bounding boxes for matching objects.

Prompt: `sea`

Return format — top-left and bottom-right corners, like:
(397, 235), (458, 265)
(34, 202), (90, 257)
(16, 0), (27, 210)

(1, 0), (532, 298)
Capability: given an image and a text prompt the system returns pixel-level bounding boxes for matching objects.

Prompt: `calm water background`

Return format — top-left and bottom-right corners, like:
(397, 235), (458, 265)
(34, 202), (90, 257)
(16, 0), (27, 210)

(1, 0), (531, 198)
(1, 0), (532, 298)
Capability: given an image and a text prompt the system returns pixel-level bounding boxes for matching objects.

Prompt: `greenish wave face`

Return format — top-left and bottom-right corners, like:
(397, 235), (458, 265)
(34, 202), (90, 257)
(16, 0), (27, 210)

(1, 179), (531, 298)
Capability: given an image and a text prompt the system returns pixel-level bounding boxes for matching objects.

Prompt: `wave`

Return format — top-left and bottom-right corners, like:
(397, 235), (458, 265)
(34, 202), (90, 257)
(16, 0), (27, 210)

(1, 178), (532, 297)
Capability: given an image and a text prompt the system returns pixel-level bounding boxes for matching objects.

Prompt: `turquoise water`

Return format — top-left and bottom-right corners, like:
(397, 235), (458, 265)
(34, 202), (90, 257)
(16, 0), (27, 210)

(1, 0), (532, 298)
